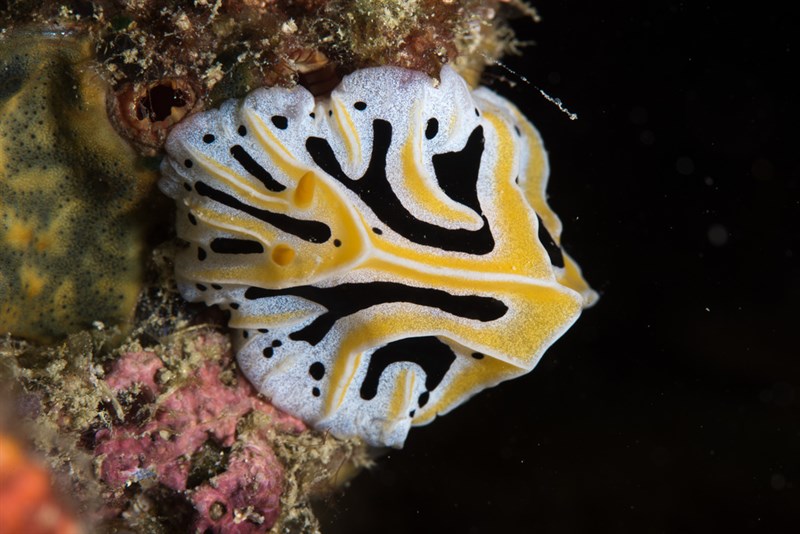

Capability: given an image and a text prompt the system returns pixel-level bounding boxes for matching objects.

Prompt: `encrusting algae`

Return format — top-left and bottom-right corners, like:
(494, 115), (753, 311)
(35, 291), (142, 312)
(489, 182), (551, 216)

(0, 31), (160, 343)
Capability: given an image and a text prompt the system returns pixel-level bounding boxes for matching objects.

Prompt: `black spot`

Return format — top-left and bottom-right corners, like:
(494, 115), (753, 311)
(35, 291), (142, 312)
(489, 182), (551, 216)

(372, 227), (383, 235)
(262, 347), (273, 358)
(514, 125), (521, 136)
(242, 331), (249, 339)
(187, 213), (197, 225)
(354, 101), (367, 110)
(474, 108), (480, 117)
(230, 303), (239, 310)
(328, 109), (333, 117)
(184, 159), (193, 168)
(271, 115), (288, 129)
(198, 247), (207, 261)
(230, 145), (286, 192)
(418, 391), (430, 407)
(536, 214), (565, 268)
(471, 352), (484, 360)
(309, 112), (316, 119)
(210, 238), (264, 254)
(238, 125), (247, 136)
(425, 118), (438, 139)
(258, 328), (269, 333)
(409, 410), (416, 418)
(183, 182), (192, 191)
(203, 134), (216, 143)
(312, 387), (321, 397)
(196, 283), (207, 291)
(359, 336), (456, 401)
(272, 340), (282, 347)
(333, 239), (342, 247)
(309, 362), (325, 380)
(211, 284), (222, 290)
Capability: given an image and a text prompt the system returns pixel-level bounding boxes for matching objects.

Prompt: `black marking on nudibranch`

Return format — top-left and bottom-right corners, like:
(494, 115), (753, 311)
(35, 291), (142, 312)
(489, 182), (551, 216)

(210, 237), (264, 254)
(359, 336), (456, 401)
(431, 126), (485, 215)
(418, 391), (430, 407)
(536, 214), (565, 268)
(306, 119), (495, 254)
(271, 116), (288, 129)
(230, 145), (286, 192)
(245, 282), (508, 346)
(194, 181), (331, 243)
(425, 118), (438, 139)
(309, 362), (325, 380)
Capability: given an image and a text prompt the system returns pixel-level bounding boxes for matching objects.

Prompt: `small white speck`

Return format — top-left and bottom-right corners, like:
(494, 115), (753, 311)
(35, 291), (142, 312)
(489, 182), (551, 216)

(708, 223), (729, 246)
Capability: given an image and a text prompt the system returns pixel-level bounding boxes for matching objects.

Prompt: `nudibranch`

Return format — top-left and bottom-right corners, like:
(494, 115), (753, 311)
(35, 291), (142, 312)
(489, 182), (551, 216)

(159, 66), (597, 447)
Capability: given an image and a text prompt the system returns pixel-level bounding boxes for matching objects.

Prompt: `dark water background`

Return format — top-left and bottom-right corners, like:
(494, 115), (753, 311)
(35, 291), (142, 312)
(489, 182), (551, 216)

(321, 1), (798, 532)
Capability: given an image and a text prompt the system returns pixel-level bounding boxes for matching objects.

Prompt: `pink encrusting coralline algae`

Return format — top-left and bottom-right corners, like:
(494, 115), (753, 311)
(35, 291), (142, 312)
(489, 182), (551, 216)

(94, 332), (307, 532)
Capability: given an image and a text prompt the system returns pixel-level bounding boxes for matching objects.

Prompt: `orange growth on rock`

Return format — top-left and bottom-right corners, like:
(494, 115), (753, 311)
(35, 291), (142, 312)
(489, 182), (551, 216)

(0, 434), (82, 534)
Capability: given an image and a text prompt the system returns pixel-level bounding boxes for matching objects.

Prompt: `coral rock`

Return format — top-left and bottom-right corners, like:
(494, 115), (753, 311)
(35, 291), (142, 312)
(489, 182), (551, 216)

(94, 332), (306, 532)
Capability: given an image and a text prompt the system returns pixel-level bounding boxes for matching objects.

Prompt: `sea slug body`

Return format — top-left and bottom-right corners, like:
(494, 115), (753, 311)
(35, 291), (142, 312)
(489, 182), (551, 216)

(159, 66), (596, 447)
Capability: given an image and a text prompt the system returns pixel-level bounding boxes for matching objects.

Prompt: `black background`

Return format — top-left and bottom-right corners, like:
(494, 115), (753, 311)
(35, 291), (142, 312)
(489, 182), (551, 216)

(321, 1), (798, 533)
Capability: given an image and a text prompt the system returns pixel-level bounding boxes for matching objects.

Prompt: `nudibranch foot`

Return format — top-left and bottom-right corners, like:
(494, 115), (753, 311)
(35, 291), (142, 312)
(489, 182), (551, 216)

(160, 65), (595, 447)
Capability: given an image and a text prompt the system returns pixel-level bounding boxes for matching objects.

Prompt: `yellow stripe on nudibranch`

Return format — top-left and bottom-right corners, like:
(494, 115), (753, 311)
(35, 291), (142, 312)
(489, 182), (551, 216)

(159, 65), (596, 448)
(330, 96), (362, 166)
(393, 102), (481, 227)
(189, 151), (289, 210)
(388, 369), (417, 422)
(398, 137), (481, 227)
(248, 111), (309, 182)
